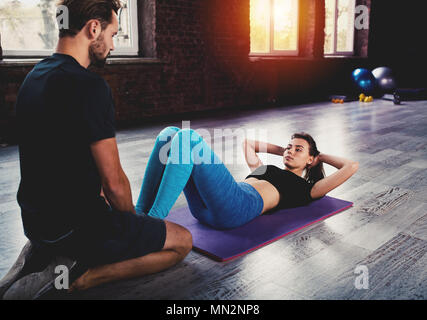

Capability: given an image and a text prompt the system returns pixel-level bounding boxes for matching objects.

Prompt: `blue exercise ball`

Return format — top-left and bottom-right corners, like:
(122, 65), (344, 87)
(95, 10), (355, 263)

(351, 68), (377, 94)
(372, 67), (397, 93)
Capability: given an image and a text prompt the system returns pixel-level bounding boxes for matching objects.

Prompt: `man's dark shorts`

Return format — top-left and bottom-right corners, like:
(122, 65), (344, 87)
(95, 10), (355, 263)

(40, 209), (167, 268)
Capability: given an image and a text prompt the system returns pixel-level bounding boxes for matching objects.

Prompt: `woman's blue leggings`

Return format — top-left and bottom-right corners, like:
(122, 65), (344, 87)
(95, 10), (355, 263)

(134, 127), (264, 229)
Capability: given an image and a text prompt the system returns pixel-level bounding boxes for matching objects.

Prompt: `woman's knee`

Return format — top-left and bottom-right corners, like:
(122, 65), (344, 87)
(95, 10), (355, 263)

(160, 128), (202, 149)
(176, 128), (202, 138)
(173, 128), (205, 148)
(157, 126), (181, 142)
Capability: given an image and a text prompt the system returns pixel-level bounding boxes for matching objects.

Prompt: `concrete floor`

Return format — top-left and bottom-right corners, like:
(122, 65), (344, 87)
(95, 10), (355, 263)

(1, 99), (426, 299)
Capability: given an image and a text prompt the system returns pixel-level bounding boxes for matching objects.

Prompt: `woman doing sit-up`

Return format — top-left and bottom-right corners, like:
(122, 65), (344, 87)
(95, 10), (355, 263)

(135, 127), (358, 229)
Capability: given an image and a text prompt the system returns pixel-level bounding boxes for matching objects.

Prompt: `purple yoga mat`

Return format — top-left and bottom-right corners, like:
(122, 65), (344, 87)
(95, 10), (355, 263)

(166, 196), (353, 261)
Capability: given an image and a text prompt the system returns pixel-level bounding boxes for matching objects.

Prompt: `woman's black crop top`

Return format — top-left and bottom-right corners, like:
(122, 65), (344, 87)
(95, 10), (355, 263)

(245, 165), (316, 209)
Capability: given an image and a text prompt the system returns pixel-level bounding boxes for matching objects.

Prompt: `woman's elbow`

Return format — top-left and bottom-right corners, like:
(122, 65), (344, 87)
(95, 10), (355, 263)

(242, 138), (254, 147)
(351, 161), (359, 172)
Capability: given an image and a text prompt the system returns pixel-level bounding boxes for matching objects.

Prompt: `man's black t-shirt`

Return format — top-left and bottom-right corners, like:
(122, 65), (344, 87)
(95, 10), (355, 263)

(15, 53), (116, 241)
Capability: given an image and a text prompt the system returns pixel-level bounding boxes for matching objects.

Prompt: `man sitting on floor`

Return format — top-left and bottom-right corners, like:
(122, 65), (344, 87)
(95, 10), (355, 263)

(15, 0), (192, 294)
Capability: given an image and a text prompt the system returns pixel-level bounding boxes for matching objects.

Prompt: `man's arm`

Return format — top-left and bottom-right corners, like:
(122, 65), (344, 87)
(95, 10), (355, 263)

(90, 137), (136, 214)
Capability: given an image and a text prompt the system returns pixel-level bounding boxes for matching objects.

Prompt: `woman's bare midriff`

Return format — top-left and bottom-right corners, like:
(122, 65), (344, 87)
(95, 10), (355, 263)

(243, 178), (281, 214)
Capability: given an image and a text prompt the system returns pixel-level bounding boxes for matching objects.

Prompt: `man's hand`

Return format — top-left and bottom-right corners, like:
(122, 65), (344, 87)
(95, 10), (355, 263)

(91, 137), (135, 214)
(100, 188), (110, 206)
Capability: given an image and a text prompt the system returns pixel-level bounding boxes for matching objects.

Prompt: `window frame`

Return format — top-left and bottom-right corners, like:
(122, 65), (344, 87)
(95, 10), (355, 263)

(1, 0), (139, 57)
(111, 0), (139, 56)
(249, 0), (299, 57)
(324, 0), (356, 57)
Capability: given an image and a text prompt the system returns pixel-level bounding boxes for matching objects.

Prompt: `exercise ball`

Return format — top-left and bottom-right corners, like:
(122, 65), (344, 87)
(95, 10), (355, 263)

(351, 68), (376, 94)
(372, 67), (397, 93)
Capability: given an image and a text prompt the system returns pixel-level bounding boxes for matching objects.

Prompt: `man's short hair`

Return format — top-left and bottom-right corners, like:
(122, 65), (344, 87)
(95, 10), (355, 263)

(56, 0), (122, 38)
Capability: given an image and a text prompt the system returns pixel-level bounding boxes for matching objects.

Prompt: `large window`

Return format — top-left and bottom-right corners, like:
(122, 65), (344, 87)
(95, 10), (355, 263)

(0, 0), (139, 57)
(250, 0), (299, 56)
(324, 0), (356, 55)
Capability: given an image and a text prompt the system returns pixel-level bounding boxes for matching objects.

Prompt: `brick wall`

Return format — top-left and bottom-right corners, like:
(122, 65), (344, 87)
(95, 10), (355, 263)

(0, 0), (371, 145)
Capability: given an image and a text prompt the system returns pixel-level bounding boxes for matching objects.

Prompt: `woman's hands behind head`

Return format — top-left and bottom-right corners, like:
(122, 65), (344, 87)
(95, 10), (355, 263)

(308, 153), (322, 169)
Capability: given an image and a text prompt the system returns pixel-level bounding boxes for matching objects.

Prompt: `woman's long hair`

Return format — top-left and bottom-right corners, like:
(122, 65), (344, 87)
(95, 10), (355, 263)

(291, 132), (325, 184)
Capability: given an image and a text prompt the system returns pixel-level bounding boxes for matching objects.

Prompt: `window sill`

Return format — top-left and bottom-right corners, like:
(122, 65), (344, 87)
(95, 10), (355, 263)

(324, 55), (368, 59)
(249, 55), (368, 62)
(0, 57), (164, 67)
(106, 57), (164, 65)
(249, 55), (314, 62)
